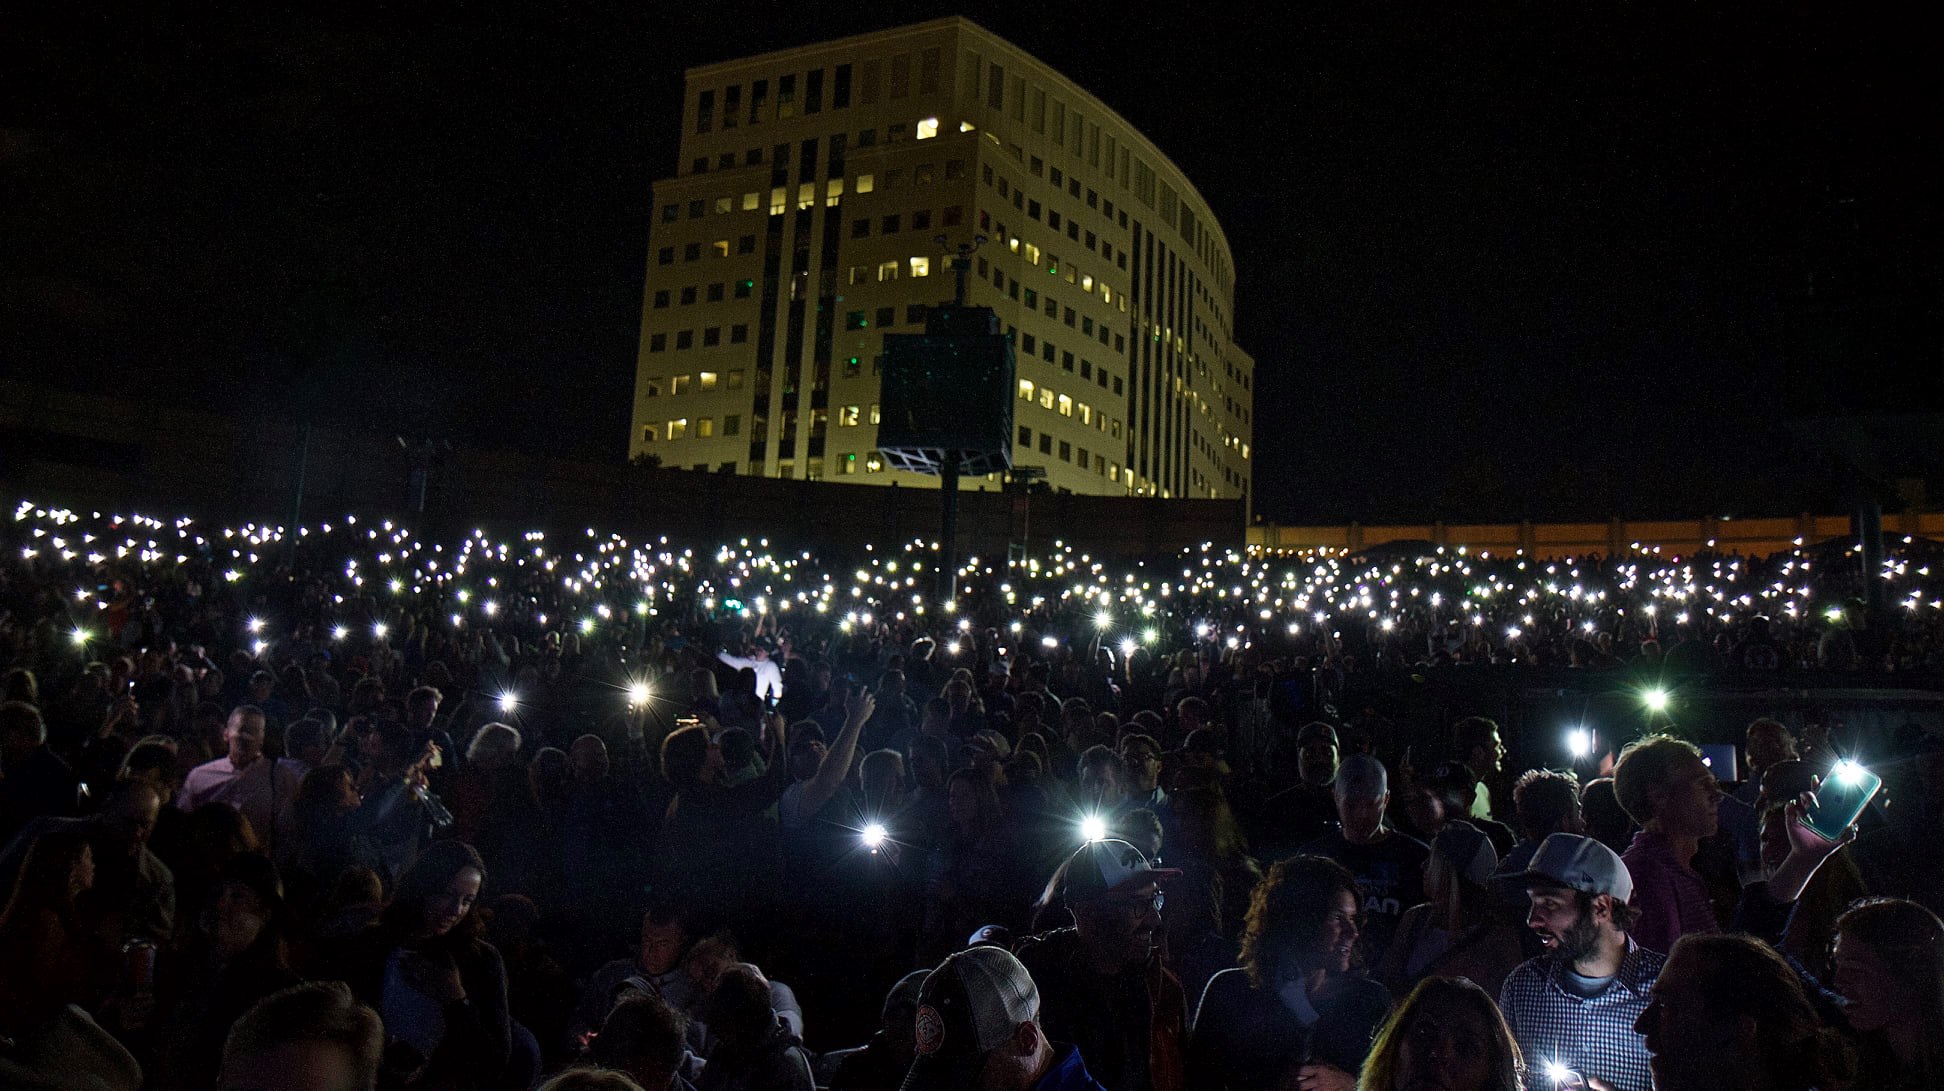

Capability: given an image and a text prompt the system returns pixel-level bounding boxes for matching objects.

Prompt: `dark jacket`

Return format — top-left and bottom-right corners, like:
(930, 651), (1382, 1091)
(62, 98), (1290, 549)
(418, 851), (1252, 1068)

(1186, 968), (1390, 1090)
(1014, 927), (1185, 1091)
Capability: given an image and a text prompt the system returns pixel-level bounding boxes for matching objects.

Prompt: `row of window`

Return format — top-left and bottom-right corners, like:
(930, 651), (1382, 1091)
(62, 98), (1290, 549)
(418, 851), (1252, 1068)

(651, 280), (755, 308)
(640, 370), (748, 398)
(1016, 380), (1122, 438)
(985, 165), (1130, 269)
(1014, 425), (1123, 482)
(693, 51), (945, 137)
(643, 324), (751, 353)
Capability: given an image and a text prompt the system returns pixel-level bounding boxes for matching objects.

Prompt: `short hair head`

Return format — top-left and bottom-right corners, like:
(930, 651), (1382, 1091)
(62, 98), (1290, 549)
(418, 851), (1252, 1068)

(218, 981), (383, 1091)
(1333, 753), (1388, 801)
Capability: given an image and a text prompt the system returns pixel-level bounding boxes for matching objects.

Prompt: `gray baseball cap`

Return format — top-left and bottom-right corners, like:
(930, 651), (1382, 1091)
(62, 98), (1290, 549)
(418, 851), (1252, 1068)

(1509, 832), (1634, 902)
(902, 946), (1040, 1091)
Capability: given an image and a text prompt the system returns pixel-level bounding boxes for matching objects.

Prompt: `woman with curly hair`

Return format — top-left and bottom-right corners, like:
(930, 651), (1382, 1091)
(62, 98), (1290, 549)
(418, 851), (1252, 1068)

(1357, 976), (1522, 1091)
(1187, 855), (1391, 1091)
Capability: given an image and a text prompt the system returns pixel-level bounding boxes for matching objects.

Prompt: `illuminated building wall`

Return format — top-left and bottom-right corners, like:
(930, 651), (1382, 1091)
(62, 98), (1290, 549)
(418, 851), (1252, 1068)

(628, 16), (1253, 504)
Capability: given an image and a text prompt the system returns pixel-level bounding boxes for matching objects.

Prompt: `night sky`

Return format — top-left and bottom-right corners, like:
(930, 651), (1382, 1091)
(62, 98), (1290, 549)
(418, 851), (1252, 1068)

(5, 2), (1938, 524)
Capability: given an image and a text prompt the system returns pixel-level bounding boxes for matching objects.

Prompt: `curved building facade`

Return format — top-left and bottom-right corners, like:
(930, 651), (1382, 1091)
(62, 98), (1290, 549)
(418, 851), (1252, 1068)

(629, 17), (1254, 505)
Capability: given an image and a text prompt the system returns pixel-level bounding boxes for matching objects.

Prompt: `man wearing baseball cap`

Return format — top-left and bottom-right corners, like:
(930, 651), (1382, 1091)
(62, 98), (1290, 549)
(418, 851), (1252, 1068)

(1014, 840), (1187, 1091)
(901, 945), (1107, 1091)
(1498, 833), (1659, 1091)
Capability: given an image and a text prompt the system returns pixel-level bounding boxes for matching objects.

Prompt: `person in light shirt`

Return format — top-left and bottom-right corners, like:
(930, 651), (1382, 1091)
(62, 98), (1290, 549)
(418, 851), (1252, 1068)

(179, 706), (302, 852)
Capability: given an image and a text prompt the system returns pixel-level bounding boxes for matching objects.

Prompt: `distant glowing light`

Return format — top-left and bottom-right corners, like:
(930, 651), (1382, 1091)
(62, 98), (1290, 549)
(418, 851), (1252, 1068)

(1643, 688), (1669, 713)
(498, 692), (519, 714)
(1080, 815), (1109, 843)
(1567, 728), (1593, 759)
(862, 822), (889, 850)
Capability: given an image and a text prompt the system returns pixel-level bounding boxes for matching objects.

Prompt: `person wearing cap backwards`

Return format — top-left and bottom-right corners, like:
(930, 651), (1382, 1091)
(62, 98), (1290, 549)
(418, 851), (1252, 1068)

(900, 945), (1108, 1091)
(1014, 839), (1186, 1091)
(1497, 833), (1656, 1091)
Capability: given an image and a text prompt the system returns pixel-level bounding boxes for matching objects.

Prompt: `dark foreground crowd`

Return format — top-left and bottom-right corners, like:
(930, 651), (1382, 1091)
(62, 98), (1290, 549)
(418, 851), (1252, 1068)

(2, 508), (1943, 1091)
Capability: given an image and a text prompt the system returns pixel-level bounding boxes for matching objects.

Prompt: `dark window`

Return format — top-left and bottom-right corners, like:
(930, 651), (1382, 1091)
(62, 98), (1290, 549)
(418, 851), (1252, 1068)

(707, 282), (724, 302)
(649, 333), (667, 352)
(689, 199), (705, 218)
(912, 210), (932, 231)
(805, 69), (823, 114)
(1039, 433), (1052, 454)
(1019, 426), (1033, 445)
(881, 214), (901, 234)
(691, 158), (708, 174)
(749, 79), (768, 123)
(1086, 188), (1098, 208)
(1064, 307), (1076, 327)
(653, 290), (670, 308)
(657, 246), (675, 265)
(737, 234), (756, 254)
(676, 330), (694, 349)
(845, 310), (867, 330)
(1028, 200), (1040, 220)
(660, 204), (679, 222)
(718, 152), (735, 169)
(1059, 441), (1071, 462)
(731, 324), (749, 343)
(944, 206), (964, 227)
(1080, 360), (1092, 378)
(746, 148), (762, 165)
(1114, 376), (1124, 395)
(680, 286), (697, 305)
(1062, 351), (1075, 370)
(1022, 334), (1037, 353)
(987, 62), (1005, 109)
(875, 306), (895, 329)
(834, 64), (853, 109)
(858, 128), (876, 147)
(703, 327), (721, 347)
(683, 243), (701, 261)
(1041, 342), (1054, 363)
(696, 89), (715, 133)
(851, 218), (870, 238)
(724, 85), (741, 129)
(1048, 210), (1062, 229)
(1068, 222), (1080, 241)
(906, 303), (928, 324)
(724, 414), (741, 436)
(734, 278), (753, 298)
(778, 74), (796, 106)
(946, 159), (965, 180)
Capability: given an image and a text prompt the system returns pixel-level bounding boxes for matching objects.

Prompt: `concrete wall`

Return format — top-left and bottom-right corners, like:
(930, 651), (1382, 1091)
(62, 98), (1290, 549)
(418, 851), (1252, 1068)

(0, 380), (1242, 555)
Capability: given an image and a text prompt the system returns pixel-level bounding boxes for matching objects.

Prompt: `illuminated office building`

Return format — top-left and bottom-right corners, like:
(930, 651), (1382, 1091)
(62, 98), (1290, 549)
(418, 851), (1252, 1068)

(629, 16), (1254, 503)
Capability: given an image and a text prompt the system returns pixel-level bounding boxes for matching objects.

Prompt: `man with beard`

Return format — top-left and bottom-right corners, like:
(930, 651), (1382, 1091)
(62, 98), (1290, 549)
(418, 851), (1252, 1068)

(1016, 839), (1186, 1091)
(1499, 833), (1658, 1091)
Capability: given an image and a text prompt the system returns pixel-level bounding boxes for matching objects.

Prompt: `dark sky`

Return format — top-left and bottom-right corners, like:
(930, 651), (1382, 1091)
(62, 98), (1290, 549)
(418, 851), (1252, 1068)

(5, 2), (1938, 524)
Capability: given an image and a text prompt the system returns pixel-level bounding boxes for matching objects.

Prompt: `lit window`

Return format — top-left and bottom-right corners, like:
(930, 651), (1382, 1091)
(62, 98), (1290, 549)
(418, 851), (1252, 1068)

(1058, 394), (1073, 417)
(671, 375), (691, 395)
(877, 261), (899, 282)
(666, 418), (688, 440)
(909, 256), (930, 277)
(1024, 243), (1041, 266)
(856, 174), (874, 194)
(866, 454), (884, 473)
(916, 117), (939, 140)
(1018, 379), (1034, 400)
(797, 182), (815, 210)
(841, 453), (857, 474)
(641, 424), (658, 443)
(1081, 274), (1094, 291)
(712, 239), (729, 257)
(697, 417), (715, 437)
(727, 369), (744, 389)
(826, 178), (844, 206)
(1008, 236), (1020, 253)
(742, 191), (759, 211)
(869, 403), (880, 424)
(1100, 285), (1112, 304)
(959, 121), (976, 132)
(1038, 388), (1054, 409)
(770, 187), (786, 214)
(699, 372), (718, 390)
(839, 405), (860, 426)
(1078, 403), (1092, 425)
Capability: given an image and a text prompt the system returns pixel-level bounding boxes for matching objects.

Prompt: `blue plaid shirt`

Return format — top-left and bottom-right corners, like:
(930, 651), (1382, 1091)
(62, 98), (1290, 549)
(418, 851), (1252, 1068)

(1498, 939), (1663, 1091)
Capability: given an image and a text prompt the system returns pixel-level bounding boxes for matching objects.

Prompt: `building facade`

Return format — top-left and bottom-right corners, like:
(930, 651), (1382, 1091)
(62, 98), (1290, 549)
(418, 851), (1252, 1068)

(629, 17), (1254, 504)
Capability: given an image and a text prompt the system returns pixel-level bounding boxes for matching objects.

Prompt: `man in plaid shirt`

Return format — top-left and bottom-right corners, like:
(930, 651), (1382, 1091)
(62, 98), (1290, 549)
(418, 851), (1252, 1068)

(1500, 833), (1660, 1091)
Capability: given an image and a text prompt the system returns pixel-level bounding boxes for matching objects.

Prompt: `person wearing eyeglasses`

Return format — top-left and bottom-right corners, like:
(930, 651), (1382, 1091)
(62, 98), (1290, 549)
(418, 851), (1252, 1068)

(1015, 839), (1188, 1091)
(1187, 855), (1392, 1091)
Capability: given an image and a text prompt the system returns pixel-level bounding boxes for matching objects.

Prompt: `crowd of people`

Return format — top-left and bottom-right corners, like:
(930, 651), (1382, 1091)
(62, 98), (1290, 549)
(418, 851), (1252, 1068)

(0, 497), (1941, 1090)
